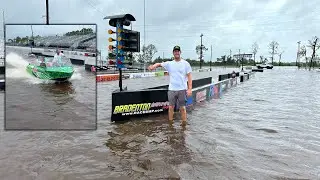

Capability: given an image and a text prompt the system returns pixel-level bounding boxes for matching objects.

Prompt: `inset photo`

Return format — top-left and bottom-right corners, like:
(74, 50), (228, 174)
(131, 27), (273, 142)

(5, 24), (97, 130)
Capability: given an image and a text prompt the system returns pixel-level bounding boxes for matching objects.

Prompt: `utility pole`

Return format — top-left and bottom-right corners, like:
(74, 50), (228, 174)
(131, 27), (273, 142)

(2, 10), (5, 60)
(143, 0), (146, 73)
(200, 33), (203, 69)
(229, 49), (232, 66)
(46, 0), (49, 24)
(30, 25), (34, 53)
(162, 52), (164, 60)
(210, 45), (212, 71)
(238, 49), (240, 67)
(296, 41), (301, 68)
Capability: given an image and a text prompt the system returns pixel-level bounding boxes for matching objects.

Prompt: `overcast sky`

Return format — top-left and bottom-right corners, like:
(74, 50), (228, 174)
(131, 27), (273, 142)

(1, 0), (320, 61)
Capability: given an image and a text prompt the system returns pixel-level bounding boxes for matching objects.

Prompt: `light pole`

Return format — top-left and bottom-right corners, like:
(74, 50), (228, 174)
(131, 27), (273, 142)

(143, 0), (146, 73)
(200, 33), (203, 69)
(210, 45), (212, 71)
(46, 0), (49, 24)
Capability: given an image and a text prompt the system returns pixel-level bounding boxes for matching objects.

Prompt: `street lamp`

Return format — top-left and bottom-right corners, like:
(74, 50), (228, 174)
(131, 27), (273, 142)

(200, 33), (203, 69)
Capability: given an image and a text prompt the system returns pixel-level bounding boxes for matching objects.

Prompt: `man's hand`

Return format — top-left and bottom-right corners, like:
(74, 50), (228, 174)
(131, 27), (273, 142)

(186, 88), (192, 97)
(148, 65), (154, 71)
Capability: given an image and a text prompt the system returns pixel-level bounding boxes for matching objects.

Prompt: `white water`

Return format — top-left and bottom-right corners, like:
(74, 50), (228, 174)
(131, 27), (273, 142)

(6, 52), (83, 84)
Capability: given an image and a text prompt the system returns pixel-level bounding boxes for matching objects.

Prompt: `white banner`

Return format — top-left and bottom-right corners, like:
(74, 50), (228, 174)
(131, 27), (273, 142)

(129, 72), (156, 79)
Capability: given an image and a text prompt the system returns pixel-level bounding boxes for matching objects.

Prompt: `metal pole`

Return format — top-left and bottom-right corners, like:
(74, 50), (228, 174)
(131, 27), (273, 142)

(116, 20), (123, 91)
(296, 41), (301, 68)
(241, 53), (244, 71)
(30, 25), (34, 53)
(143, 0), (146, 73)
(200, 33), (203, 69)
(238, 49), (240, 67)
(2, 10), (5, 59)
(46, 0), (49, 24)
(210, 45), (212, 71)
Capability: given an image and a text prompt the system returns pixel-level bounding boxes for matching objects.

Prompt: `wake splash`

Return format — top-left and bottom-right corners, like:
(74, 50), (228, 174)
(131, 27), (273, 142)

(6, 52), (82, 84)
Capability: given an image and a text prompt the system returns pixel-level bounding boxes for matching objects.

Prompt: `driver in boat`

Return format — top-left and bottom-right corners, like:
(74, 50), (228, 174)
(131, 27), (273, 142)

(53, 49), (63, 66)
(39, 57), (46, 68)
(60, 50), (65, 57)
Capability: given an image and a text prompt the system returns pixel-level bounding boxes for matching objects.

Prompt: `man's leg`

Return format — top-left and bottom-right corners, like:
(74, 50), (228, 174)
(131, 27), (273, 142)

(167, 91), (177, 121)
(178, 90), (187, 122)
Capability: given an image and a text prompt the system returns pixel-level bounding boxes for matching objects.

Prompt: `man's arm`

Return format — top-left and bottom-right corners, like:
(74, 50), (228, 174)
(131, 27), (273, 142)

(186, 62), (192, 90)
(149, 62), (168, 70)
(149, 63), (162, 69)
(187, 72), (192, 90)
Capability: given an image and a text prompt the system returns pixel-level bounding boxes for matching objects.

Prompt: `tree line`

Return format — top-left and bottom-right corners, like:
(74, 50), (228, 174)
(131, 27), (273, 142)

(297, 36), (320, 70)
(122, 38), (319, 68)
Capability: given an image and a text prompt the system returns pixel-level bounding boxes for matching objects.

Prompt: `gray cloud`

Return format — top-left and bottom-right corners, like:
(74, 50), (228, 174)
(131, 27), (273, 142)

(1, 0), (320, 61)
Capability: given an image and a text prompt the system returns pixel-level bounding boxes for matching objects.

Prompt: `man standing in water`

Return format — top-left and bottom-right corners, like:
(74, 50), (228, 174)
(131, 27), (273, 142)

(148, 45), (192, 123)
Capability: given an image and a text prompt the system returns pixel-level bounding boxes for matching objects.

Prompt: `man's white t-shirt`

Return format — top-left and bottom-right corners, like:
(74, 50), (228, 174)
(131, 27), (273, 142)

(53, 53), (59, 62)
(161, 59), (192, 91)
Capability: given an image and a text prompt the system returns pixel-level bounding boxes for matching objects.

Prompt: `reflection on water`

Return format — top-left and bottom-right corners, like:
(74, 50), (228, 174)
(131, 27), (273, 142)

(105, 118), (190, 179)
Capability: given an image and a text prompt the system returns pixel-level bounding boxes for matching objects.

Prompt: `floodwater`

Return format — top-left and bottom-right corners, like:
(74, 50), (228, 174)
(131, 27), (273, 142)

(4, 47), (96, 130)
(1, 59), (320, 179)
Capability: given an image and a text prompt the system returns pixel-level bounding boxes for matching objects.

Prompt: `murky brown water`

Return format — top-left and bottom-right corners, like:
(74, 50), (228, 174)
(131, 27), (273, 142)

(0, 55), (319, 179)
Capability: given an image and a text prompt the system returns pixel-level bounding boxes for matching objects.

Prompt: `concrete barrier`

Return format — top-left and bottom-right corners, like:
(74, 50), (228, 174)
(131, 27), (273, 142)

(96, 74), (130, 82)
(111, 71), (254, 122)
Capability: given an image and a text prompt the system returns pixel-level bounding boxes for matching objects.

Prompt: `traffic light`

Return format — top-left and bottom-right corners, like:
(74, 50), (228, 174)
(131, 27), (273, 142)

(105, 14), (139, 69)
(118, 29), (140, 52)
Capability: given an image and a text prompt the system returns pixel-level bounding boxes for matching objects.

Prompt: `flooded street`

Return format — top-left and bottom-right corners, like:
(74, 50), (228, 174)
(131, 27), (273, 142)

(4, 47), (96, 130)
(0, 66), (319, 179)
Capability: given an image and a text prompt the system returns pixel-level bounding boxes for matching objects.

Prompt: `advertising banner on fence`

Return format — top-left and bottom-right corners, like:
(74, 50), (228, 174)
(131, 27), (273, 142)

(113, 101), (169, 116)
(196, 89), (207, 103)
(129, 72), (156, 79)
(209, 84), (214, 98)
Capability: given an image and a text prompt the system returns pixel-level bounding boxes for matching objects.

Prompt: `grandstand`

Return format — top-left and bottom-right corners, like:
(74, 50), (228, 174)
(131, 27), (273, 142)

(7, 33), (96, 52)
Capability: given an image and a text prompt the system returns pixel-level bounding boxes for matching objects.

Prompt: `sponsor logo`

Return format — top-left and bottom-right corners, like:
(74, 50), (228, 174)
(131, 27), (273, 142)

(113, 101), (169, 115)
(196, 89), (206, 103)
(209, 84), (214, 97)
(214, 85), (219, 94)
(220, 83), (225, 93)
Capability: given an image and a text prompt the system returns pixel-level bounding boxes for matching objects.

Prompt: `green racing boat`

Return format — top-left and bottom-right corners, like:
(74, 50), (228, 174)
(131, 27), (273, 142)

(26, 56), (74, 81)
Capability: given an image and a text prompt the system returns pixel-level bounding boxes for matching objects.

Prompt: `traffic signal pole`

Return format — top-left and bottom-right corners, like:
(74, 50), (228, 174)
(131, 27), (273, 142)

(116, 20), (124, 91)
(104, 14), (139, 92)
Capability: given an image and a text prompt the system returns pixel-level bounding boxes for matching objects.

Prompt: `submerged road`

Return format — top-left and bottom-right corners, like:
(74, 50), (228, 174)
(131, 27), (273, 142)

(0, 61), (320, 178)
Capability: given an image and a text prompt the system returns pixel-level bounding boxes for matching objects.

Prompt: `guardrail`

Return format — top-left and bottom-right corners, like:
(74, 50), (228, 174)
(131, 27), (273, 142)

(110, 71), (253, 121)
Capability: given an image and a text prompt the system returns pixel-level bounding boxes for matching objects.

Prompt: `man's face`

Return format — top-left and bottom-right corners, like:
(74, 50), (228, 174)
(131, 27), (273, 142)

(173, 50), (181, 59)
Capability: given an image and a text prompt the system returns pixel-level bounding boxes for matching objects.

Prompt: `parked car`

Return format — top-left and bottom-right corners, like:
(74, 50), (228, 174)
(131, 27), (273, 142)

(256, 63), (273, 69)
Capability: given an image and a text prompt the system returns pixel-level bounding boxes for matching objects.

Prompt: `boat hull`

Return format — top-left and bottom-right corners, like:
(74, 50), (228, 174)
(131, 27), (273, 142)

(26, 64), (74, 81)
